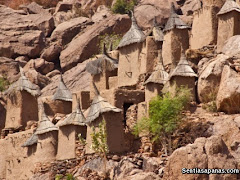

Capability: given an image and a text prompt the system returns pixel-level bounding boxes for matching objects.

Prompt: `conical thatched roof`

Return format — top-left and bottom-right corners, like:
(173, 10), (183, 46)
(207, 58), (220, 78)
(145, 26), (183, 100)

(58, 98), (86, 127)
(169, 54), (197, 80)
(53, 75), (72, 102)
(4, 66), (41, 97)
(86, 82), (121, 123)
(35, 105), (58, 135)
(86, 44), (118, 75)
(144, 54), (168, 85)
(152, 17), (164, 42)
(218, 0), (240, 15)
(164, 3), (190, 32)
(117, 11), (146, 49)
(21, 133), (38, 147)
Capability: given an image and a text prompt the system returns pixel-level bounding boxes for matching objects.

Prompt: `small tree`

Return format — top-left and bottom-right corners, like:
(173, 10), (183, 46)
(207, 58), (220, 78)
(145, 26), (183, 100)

(133, 86), (192, 155)
(91, 119), (108, 177)
(112, 0), (138, 14)
(98, 33), (122, 53)
(0, 77), (9, 92)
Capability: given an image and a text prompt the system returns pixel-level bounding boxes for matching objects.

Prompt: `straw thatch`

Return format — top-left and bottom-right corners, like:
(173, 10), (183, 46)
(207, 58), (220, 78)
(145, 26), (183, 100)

(169, 54), (198, 80)
(53, 75), (72, 102)
(144, 55), (168, 85)
(164, 3), (190, 32)
(4, 66), (41, 97)
(218, 0), (240, 15)
(86, 44), (118, 75)
(151, 17), (164, 42)
(58, 98), (86, 127)
(35, 104), (58, 135)
(21, 133), (38, 147)
(86, 82), (121, 123)
(117, 11), (146, 48)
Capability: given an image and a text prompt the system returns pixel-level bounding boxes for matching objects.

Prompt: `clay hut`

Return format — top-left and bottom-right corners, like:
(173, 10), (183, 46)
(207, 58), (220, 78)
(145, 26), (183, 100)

(217, 0), (240, 52)
(86, 44), (118, 95)
(162, 3), (190, 70)
(144, 51), (169, 111)
(190, 4), (219, 49)
(168, 54), (198, 100)
(57, 96), (87, 160)
(35, 105), (58, 162)
(47, 74), (72, 115)
(85, 83), (125, 154)
(21, 132), (38, 156)
(117, 11), (146, 87)
(4, 67), (40, 132)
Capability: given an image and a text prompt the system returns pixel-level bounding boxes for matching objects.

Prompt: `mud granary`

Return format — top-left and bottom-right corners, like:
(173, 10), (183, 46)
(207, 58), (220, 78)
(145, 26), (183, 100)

(1, 1), (240, 179)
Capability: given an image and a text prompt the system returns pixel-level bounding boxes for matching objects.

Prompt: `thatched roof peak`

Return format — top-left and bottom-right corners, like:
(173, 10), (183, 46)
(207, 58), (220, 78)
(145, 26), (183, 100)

(152, 17), (164, 41)
(53, 74), (72, 102)
(164, 3), (190, 32)
(35, 103), (58, 135)
(169, 53), (197, 79)
(218, 0), (240, 15)
(117, 11), (146, 49)
(144, 51), (168, 85)
(86, 44), (118, 75)
(21, 133), (38, 147)
(86, 94), (122, 123)
(4, 66), (41, 97)
(58, 96), (86, 127)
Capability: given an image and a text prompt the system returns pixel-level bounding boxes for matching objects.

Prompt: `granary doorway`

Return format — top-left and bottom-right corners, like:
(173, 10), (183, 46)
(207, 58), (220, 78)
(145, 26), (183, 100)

(123, 102), (134, 127)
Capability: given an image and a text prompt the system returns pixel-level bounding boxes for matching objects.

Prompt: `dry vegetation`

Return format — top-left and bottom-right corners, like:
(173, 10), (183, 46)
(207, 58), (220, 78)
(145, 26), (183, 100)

(0, 0), (60, 9)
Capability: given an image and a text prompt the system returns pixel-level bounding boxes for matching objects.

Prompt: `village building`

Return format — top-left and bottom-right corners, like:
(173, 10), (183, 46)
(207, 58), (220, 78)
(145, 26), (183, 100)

(117, 11), (146, 88)
(144, 51), (169, 111)
(56, 96), (87, 160)
(168, 54), (198, 100)
(85, 83), (125, 154)
(4, 67), (40, 133)
(162, 3), (190, 71)
(217, 0), (240, 52)
(86, 44), (118, 98)
(21, 132), (38, 156)
(35, 105), (58, 163)
(190, 5), (219, 49)
(44, 74), (72, 116)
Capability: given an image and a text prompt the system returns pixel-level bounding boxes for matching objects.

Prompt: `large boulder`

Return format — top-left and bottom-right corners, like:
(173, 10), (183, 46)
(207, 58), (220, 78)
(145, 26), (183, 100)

(41, 59), (91, 97)
(59, 14), (131, 71)
(163, 136), (237, 180)
(197, 54), (229, 103)
(216, 65), (240, 114)
(24, 58), (55, 75)
(0, 6), (45, 59)
(19, 2), (49, 14)
(40, 42), (62, 62)
(222, 35), (240, 58)
(25, 69), (51, 89)
(0, 57), (19, 83)
(51, 16), (92, 46)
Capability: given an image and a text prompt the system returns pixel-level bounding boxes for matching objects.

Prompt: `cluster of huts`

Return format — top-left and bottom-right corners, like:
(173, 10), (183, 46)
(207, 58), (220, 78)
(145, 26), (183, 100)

(1, 0), (240, 178)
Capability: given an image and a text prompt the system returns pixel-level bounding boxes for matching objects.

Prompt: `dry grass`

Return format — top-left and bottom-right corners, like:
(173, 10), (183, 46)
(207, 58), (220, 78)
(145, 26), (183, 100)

(1, 0), (60, 9)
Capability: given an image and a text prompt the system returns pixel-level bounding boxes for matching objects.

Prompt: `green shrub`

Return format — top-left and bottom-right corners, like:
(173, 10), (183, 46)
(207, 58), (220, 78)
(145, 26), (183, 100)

(112, 0), (138, 14)
(202, 88), (218, 112)
(133, 86), (192, 155)
(78, 133), (86, 145)
(98, 33), (122, 53)
(91, 119), (108, 177)
(0, 77), (9, 92)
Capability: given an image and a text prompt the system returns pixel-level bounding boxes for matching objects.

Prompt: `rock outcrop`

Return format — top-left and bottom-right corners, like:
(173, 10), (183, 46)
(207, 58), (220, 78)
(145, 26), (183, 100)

(59, 14), (131, 71)
(0, 57), (19, 83)
(197, 54), (229, 103)
(216, 65), (240, 114)
(222, 35), (240, 58)
(163, 136), (237, 180)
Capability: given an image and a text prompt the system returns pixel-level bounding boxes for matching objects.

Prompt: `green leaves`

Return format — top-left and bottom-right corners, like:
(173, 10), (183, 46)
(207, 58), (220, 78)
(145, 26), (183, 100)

(112, 0), (138, 14)
(133, 86), (192, 145)
(99, 33), (122, 53)
(0, 77), (9, 92)
(90, 119), (108, 154)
